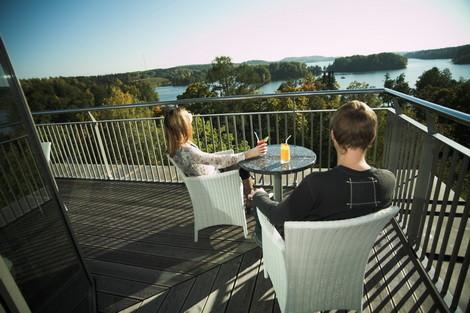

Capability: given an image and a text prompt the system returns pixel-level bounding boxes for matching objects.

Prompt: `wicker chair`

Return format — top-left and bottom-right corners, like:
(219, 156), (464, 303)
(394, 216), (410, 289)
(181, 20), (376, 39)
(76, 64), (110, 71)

(40, 142), (51, 163)
(168, 153), (248, 242)
(257, 206), (399, 313)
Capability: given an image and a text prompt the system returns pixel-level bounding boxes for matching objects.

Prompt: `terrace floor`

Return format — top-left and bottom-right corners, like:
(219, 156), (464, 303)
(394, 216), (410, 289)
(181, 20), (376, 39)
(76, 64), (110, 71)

(59, 179), (444, 313)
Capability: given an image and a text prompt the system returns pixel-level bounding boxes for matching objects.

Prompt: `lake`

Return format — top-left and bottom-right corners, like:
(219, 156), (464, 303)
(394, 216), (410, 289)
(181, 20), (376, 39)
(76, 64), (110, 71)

(156, 58), (470, 101)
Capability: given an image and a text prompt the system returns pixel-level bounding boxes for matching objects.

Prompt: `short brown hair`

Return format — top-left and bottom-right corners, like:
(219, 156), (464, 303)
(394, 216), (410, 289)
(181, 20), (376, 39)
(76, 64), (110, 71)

(163, 107), (193, 156)
(330, 100), (377, 151)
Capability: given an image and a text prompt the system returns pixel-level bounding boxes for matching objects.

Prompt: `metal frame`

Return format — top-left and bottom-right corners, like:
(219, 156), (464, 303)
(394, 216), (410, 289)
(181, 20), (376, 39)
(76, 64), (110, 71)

(0, 37), (96, 312)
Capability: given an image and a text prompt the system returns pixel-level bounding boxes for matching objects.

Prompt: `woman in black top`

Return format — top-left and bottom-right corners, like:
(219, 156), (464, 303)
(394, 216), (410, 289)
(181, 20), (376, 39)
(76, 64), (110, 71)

(251, 100), (396, 241)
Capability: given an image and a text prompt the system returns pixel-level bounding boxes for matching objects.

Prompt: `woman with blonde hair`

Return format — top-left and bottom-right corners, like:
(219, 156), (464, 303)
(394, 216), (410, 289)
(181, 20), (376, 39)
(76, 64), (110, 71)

(164, 106), (267, 209)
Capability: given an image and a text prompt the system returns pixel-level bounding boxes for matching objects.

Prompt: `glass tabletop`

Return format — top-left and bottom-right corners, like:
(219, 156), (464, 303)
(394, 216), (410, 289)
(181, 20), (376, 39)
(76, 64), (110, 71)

(239, 144), (316, 175)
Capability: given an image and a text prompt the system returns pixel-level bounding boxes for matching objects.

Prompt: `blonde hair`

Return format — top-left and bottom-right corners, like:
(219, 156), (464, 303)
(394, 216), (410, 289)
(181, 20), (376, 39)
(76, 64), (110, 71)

(330, 100), (377, 151)
(163, 107), (193, 156)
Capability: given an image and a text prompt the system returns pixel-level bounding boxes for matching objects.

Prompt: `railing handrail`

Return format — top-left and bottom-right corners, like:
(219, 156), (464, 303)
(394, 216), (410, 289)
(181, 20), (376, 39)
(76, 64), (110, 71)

(384, 88), (470, 126)
(35, 107), (391, 126)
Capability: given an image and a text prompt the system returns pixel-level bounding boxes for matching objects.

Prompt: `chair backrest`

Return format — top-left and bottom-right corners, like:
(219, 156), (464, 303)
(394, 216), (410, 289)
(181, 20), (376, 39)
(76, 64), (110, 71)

(167, 154), (187, 179)
(258, 206), (399, 313)
(284, 206), (399, 312)
(167, 153), (244, 223)
(40, 142), (52, 163)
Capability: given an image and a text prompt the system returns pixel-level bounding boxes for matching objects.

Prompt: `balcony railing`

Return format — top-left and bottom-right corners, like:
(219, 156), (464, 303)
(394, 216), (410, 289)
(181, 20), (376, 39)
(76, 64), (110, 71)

(32, 88), (470, 312)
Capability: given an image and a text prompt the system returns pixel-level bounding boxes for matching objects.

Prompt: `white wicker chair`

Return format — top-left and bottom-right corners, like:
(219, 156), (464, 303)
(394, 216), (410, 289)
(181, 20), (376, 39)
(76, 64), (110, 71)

(40, 142), (51, 163)
(167, 153), (248, 242)
(257, 206), (399, 313)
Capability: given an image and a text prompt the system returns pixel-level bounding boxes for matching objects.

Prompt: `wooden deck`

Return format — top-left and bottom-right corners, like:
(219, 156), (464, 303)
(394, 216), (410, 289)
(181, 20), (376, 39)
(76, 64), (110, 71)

(58, 179), (444, 313)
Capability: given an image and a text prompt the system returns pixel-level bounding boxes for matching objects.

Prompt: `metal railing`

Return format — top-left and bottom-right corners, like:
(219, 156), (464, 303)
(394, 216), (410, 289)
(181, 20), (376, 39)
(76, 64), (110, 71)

(32, 89), (469, 312)
(35, 108), (387, 185)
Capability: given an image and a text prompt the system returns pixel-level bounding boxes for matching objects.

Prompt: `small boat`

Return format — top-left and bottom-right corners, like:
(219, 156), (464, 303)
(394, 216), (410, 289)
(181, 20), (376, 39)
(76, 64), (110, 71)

(341, 76), (346, 79)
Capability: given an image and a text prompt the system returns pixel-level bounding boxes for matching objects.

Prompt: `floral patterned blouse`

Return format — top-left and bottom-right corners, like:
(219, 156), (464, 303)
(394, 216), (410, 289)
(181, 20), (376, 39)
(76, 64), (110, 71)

(172, 142), (245, 176)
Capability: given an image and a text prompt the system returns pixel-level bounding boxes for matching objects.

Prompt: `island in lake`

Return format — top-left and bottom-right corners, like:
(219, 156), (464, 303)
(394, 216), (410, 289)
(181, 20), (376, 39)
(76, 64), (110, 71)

(328, 53), (407, 72)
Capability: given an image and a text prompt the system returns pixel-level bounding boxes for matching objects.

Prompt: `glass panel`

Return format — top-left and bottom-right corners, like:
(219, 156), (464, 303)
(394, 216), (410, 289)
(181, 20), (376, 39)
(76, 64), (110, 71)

(0, 41), (94, 312)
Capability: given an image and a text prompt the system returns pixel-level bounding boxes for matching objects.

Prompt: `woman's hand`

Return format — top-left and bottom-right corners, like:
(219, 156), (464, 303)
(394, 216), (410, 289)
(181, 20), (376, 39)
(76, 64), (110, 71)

(245, 143), (267, 159)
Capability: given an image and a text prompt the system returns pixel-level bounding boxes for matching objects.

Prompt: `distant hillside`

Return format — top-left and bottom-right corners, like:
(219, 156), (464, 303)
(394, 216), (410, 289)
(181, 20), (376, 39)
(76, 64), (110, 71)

(404, 44), (470, 64)
(243, 60), (270, 65)
(330, 53), (407, 72)
(280, 55), (335, 63)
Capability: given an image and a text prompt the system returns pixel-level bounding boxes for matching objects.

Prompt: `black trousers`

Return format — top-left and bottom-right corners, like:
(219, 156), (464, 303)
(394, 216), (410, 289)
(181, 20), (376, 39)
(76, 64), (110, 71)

(220, 164), (251, 180)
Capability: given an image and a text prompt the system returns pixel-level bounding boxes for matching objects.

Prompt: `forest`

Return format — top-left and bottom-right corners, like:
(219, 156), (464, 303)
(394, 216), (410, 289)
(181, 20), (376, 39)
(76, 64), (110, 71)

(22, 56), (323, 123)
(404, 44), (470, 64)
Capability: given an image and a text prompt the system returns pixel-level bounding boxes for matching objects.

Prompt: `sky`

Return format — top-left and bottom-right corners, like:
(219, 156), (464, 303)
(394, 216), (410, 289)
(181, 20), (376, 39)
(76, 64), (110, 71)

(1, 0), (470, 78)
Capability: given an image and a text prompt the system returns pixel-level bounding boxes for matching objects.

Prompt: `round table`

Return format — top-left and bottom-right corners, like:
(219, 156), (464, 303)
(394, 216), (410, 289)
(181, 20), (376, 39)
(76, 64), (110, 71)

(239, 144), (316, 201)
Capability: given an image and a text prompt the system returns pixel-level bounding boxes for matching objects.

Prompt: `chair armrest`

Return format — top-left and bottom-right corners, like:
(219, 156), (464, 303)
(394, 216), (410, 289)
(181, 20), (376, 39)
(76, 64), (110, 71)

(258, 209), (285, 252)
(166, 154), (187, 179)
(185, 169), (239, 184)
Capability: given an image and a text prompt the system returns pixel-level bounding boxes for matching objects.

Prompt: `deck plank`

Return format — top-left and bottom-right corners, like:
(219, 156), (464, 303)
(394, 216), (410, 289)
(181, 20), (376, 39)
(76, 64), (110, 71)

(134, 292), (168, 313)
(77, 233), (240, 265)
(201, 256), (243, 313)
(58, 179), (445, 313)
(85, 259), (190, 287)
(81, 244), (218, 275)
(180, 266), (220, 313)
(155, 278), (195, 313)
(96, 292), (141, 313)
(72, 222), (256, 252)
(365, 226), (396, 312)
(94, 274), (167, 300)
(225, 249), (262, 313)
(248, 261), (276, 313)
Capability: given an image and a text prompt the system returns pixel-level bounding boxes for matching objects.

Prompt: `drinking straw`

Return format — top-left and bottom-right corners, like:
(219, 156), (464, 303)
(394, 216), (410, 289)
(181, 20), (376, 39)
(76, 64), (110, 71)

(285, 135), (292, 143)
(254, 131), (260, 142)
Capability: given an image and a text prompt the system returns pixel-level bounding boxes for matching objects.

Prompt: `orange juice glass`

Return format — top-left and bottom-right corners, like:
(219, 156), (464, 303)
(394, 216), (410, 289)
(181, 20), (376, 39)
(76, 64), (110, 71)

(280, 143), (290, 163)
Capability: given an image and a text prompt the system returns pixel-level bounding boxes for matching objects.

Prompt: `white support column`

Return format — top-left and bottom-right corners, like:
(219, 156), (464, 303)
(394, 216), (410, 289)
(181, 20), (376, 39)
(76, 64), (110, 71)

(88, 112), (113, 179)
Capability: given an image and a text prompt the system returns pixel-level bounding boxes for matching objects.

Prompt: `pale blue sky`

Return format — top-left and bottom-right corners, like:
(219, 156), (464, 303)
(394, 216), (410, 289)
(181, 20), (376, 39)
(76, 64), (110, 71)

(1, 0), (470, 78)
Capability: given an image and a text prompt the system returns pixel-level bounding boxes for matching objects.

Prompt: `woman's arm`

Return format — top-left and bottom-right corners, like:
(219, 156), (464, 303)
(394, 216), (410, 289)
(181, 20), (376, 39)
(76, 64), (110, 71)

(186, 145), (245, 169)
(186, 143), (267, 169)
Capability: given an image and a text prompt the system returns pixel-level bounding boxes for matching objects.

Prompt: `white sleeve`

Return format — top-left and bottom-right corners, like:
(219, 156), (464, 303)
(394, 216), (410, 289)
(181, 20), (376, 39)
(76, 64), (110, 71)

(186, 145), (245, 169)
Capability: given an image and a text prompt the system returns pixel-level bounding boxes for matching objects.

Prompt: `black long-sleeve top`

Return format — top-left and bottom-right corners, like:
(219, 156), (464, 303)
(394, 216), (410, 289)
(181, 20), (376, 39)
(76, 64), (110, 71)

(253, 165), (396, 234)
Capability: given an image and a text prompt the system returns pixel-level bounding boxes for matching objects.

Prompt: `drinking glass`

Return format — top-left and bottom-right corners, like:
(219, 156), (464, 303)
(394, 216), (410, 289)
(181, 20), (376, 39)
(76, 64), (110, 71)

(257, 136), (269, 146)
(280, 143), (290, 163)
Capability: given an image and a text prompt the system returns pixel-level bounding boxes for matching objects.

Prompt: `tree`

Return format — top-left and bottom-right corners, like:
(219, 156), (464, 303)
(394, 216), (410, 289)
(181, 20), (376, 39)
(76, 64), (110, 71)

(236, 64), (271, 89)
(415, 67), (454, 91)
(96, 87), (153, 120)
(103, 86), (135, 105)
(344, 81), (382, 108)
(382, 73), (412, 105)
(207, 56), (237, 96)
(177, 82), (216, 100)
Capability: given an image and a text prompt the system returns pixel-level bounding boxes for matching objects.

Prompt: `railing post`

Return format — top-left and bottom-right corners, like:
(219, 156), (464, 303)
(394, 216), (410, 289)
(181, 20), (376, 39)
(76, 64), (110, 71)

(386, 99), (402, 172)
(88, 112), (113, 179)
(406, 110), (437, 246)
